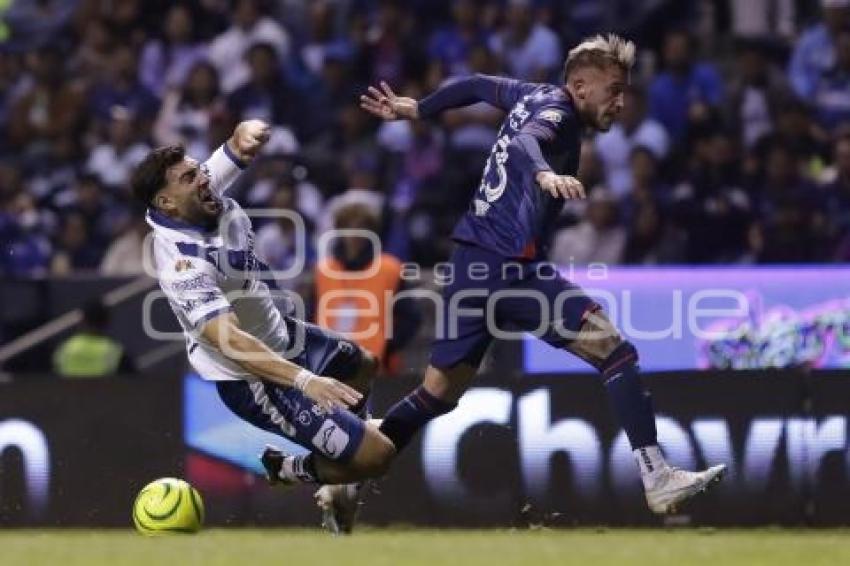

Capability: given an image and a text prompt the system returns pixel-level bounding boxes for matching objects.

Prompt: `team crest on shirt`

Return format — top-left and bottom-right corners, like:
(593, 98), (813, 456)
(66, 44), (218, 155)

(175, 259), (194, 272)
(539, 109), (563, 124)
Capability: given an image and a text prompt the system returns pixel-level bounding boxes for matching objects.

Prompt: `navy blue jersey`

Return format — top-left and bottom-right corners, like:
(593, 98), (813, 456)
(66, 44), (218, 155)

(420, 75), (581, 259)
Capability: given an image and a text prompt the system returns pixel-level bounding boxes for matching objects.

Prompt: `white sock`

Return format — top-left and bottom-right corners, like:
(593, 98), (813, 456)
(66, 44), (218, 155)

(279, 454), (317, 483)
(633, 445), (667, 489)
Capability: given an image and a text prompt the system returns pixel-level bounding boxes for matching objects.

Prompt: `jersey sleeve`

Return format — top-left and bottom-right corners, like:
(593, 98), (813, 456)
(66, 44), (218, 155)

(202, 143), (247, 197)
(511, 105), (572, 174)
(418, 74), (536, 116)
(159, 253), (233, 329)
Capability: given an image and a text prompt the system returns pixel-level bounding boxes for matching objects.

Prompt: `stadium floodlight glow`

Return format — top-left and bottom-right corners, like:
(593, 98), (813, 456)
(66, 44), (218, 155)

(0, 419), (50, 518)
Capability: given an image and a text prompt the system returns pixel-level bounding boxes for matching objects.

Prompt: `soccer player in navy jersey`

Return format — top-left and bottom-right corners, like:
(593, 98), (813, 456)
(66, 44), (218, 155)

(361, 34), (725, 513)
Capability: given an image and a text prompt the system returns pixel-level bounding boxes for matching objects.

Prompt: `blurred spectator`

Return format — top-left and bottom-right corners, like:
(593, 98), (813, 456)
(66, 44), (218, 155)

(748, 141), (825, 262)
(355, 0), (424, 88)
(729, 0), (795, 41)
(318, 154), (386, 240)
(550, 187), (626, 265)
(427, 0), (490, 79)
(300, 0), (352, 76)
(72, 173), (123, 236)
(725, 39), (793, 150)
(623, 146), (671, 219)
(100, 213), (148, 276)
(255, 184), (317, 283)
(315, 203), (419, 368)
(70, 17), (113, 83)
(227, 42), (309, 138)
(87, 43), (160, 127)
(595, 85), (669, 198)
(381, 118), (445, 261)
(51, 211), (104, 275)
(0, 191), (52, 277)
(53, 301), (136, 378)
(812, 28), (850, 134)
(0, 50), (27, 145)
(623, 200), (686, 265)
(648, 30), (724, 141)
(208, 0), (290, 93)
(306, 49), (364, 139)
(153, 61), (227, 159)
(7, 45), (86, 158)
(754, 99), (827, 174)
(819, 134), (850, 255)
(490, 0), (562, 82)
(244, 154), (321, 214)
(2, 0), (75, 50)
(671, 130), (752, 263)
(139, 3), (208, 97)
(85, 106), (151, 191)
(788, 0), (850, 99)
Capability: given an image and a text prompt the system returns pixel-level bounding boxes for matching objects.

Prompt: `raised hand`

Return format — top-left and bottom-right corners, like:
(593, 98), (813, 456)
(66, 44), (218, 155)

(231, 119), (271, 161)
(535, 171), (586, 199)
(360, 81), (419, 121)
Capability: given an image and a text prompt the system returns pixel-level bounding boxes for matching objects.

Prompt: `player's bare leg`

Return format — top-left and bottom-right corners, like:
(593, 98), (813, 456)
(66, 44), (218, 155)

(260, 351), (393, 533)
(566, 310), (726, 514)
(309, 350), (381, 533)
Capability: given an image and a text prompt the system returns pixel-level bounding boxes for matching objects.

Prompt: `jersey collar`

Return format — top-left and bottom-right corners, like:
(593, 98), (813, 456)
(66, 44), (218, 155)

(146, 207), (220, 237)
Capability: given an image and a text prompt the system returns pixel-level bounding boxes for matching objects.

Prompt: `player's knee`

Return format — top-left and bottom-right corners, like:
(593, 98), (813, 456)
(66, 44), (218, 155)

(597, 339), (639, 379)
(353, 427), (396, 478)
(570, 312), (625, 366)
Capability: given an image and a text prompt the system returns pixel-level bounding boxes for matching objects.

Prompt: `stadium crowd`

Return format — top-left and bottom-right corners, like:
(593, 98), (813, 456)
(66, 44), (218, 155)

(1, 0), (850, 278)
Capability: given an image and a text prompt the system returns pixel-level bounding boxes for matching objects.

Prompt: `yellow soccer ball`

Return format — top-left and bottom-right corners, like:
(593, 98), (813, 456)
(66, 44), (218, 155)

(132, 478), (204, 535)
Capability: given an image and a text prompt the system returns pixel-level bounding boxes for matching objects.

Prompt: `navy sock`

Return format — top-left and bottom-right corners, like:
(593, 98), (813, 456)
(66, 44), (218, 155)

(600, 342), (658, 449)
(379, 386), (457, 452)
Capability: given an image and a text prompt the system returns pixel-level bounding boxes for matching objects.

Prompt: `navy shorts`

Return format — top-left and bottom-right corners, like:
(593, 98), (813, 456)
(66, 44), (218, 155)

(216, 317), (366, 463)
(430, 243), (598, 369)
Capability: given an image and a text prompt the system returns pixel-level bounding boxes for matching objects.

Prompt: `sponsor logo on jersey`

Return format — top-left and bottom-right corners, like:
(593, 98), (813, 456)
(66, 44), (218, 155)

(175, 259), (194, 272)
(171, 273), (216, 292)
(539, 109), (563, 124)
(311, 420), (350, 458)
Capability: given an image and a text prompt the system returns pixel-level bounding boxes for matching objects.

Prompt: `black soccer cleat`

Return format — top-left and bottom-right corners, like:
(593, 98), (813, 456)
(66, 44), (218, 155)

(260, 445), (293, 486)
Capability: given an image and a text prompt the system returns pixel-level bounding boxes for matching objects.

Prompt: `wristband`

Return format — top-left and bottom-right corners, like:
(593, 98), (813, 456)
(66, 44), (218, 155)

(294, 369), (315, 391)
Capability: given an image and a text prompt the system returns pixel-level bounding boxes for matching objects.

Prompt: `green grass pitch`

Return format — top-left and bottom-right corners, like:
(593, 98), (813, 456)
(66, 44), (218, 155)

(2, 528), (849, 566)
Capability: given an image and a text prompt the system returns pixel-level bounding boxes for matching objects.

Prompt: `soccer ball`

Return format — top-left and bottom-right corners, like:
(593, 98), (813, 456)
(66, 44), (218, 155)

(132, 478), (205, 535)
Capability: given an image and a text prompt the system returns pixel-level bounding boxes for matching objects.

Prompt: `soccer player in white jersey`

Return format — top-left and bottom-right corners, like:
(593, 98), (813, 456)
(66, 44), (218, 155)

(132, 120), (396, 533)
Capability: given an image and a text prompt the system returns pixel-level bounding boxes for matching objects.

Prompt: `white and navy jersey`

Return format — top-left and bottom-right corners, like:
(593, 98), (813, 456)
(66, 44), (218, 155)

(147, 145), (288, 381)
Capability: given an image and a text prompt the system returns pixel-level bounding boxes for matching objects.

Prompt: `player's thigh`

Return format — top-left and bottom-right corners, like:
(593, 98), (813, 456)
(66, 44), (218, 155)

(496, 262), (598, 347)
(215, 379), (368, 463)
(430, 246), (501, 370)
(284, 316), (373, 390)
(564, 308), (623, 367)
(348, 420), (396, 476)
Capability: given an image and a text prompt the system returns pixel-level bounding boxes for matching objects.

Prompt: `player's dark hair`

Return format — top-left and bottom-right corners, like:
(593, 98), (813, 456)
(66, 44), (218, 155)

(131, 145), (186, 207)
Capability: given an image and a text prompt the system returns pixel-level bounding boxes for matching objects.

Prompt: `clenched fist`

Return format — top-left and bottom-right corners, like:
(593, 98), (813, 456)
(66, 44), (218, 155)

(229, 119), (271, 162)
(535, 171), (586, 199)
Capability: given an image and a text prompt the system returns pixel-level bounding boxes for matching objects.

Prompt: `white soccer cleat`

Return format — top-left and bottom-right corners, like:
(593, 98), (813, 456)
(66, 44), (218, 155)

(314, 483), (362, 535)
(644, 463), (726, 514)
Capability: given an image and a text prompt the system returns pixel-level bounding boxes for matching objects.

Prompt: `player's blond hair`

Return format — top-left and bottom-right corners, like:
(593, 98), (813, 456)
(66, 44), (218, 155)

(562, 34), (636, 81)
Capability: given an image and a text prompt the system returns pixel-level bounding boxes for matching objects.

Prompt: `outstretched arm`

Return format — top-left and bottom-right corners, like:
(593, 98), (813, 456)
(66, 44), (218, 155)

(201, 312), (362, 411)
(512, 115), (585, 200)
(204, 119), (271, 195)
(360, 74), (524, 121)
